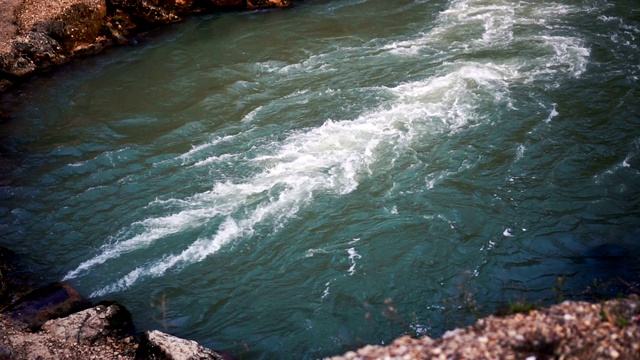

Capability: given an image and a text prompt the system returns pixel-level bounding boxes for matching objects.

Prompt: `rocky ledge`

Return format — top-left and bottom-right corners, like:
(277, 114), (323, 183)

(328, 296), (640, 360)
(0, 246), (232, 359)
(0, 0), (292, 92)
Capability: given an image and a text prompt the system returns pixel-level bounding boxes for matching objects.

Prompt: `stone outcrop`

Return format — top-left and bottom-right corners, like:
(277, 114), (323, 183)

(135, 330), (231, 360)
(0, 282), (233, 359)
(0, 0), (293, 92)
(1, 309), (137, 359)
(0, 246), (233, 360)
(41, 302), (133, 345)
(328, 295), (640, 360)
(108, 0), (190, 25)
(15, 0), (108, 50)
(246, 0), (290, 10)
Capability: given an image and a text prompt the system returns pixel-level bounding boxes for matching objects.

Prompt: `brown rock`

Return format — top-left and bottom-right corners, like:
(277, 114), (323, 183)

(208, 0), (243, 7)
(15, 0), (107, 51)
(246, 0), (291, 10)
(0, 0), (23, 54)
(108, 0), (193, 24)
(0, 0), (293, 92)
(6, 282), (88, 331)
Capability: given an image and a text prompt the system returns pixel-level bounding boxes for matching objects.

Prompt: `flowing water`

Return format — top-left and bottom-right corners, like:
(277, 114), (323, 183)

(2, 0), (640, 358)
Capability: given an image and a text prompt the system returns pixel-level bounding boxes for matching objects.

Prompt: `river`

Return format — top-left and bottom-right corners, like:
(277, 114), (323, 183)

(1, 0), (640, 358)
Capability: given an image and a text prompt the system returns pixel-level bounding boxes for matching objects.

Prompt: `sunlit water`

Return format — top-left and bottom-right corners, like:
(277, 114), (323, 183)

(2, 0), (640, 358)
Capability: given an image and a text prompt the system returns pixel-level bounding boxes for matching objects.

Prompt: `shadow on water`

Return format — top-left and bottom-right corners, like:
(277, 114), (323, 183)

(568, 243), (640, 299)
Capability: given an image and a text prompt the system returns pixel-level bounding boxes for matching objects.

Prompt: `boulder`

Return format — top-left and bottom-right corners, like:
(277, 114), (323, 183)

(41, 302), (133, 345)
(6, 282), (88, 331)
(10, 31), (68, 71)
(135, 330), (233, 360)
(15, 0), (108, 51)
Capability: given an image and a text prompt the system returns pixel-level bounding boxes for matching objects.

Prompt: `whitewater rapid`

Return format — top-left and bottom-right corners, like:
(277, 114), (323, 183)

(60, 0), (591, 298)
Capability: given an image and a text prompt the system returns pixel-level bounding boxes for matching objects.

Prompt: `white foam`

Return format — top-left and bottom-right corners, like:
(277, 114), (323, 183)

(623, 157), (631, 168)
(177, 133), (245, 163)
(545, 103), (559, 123)
(384, 0), (589, 84)
(321, 282), (330, 301)
(515, 144), (526, 161)
(63, 206), (229, 280)
(241, 105), (263, 123)
(192, 153), (238, 168)
(347, 247), (361, 276)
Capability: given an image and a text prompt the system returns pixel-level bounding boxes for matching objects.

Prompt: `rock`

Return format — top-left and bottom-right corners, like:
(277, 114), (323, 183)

(326, 296), (640, 360)
(246, 0), (291, 9)
(1, 312), (138, 359)
(1, 31), (68, 78)
(0, 79), (13, 92)
(0, 246), (19, 309)
(135, 330), (231, 360)
(0, 269), (8, 306)
(0, 0), (293, 92)
(105, 22), (130, 45)
(15, 0), (108, 51)
(41, 302), (133, 345)
(30, 20), (66, 42)
(104, 8), (137, 45)
(209, 0), (243, 8)
(0, 343), (13, 359)
(6, 282), (88, 331)
(109, 0), (192, 25)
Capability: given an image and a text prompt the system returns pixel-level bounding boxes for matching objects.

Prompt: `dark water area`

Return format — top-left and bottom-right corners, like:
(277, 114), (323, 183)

(2, 0), (640, 358)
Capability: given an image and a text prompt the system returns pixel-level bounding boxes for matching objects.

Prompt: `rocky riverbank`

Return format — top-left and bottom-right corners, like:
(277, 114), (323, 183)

(0, 0), (292, 93)
(328, 296), (640, 360)
(3, 241), (640, 359)
(0, 246), (233, 359)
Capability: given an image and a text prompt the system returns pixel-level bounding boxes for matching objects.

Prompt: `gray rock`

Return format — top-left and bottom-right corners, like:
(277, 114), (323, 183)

(135, 330), (229, 360)
(42, 302), (133, 345)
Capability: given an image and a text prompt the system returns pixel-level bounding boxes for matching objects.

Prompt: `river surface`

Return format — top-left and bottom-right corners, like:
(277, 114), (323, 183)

(2, 0), (640, 358)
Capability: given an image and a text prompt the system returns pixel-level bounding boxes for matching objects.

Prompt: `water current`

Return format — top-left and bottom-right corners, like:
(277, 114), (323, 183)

(1, 0), (640, 358)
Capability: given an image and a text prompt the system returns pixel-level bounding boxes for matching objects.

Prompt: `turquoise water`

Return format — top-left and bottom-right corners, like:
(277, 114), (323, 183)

(2, 0), (640, 358)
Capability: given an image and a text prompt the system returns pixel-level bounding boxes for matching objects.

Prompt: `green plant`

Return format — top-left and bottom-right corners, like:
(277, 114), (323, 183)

(508, 299), (537, 315)
(551, 275), (565, 303)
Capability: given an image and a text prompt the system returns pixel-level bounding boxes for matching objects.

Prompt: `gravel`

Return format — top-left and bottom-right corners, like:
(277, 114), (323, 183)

(0, 314), (137, 360)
